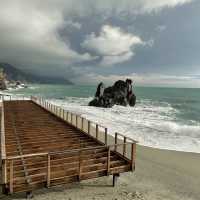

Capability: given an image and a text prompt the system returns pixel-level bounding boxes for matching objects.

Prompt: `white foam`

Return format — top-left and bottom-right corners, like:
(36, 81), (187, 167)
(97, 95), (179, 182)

(49, 97), (200, 153)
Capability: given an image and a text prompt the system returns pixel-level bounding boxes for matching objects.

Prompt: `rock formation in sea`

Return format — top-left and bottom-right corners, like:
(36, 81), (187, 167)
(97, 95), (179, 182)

(89, 79), (136, 108)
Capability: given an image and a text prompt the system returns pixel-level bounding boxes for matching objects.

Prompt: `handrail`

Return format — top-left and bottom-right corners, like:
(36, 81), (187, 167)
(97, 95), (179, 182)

(116, 132), (138, 143)
(6, 152), (48, 160)
(6, 142), (133, 160)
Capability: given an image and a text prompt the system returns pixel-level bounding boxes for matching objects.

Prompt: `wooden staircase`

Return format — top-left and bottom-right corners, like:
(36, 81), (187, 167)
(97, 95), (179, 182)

(1, 99), (136, 196)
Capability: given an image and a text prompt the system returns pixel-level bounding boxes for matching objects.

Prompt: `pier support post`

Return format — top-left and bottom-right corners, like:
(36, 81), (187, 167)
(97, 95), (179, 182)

(2, 184), (9, 195)
(26, 191), (33, 199)
(112, 173), (120, 187)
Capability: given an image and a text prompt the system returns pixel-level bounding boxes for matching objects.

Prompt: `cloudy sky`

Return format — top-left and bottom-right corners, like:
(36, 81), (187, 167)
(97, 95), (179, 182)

(0, 0), (200, 87)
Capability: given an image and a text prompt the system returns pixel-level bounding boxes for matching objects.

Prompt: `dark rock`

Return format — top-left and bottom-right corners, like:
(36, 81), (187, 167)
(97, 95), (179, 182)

(89, 79), (136, 108)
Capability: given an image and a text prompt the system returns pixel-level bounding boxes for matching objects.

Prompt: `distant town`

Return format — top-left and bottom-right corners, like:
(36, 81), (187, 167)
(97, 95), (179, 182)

(0, 68), (28, 90)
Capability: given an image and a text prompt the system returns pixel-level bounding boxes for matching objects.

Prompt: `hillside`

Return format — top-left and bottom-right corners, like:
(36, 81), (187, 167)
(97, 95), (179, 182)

(0, 63), (73, 85)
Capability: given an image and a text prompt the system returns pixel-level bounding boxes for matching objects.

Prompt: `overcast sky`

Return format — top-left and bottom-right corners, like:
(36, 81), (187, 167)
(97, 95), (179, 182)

(0, 0), (200, 87)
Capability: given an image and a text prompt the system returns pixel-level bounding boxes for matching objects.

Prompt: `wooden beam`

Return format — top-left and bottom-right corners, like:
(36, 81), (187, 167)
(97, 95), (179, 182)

(114, 133), (117, 152)
(88, 121), (90, 134)
(2, 159), (7, 185)
(107, 147), (110, 175)
(81, 117), (84, 131)
(78, 151), (82, 181)
(1, 102), (6, 159)
(1, 102), (7, 185)
(9, 160), (14, 194)
(76, 115), (78, 128)
(105, 128), (108, 146)
(131, 143), (136, 171)
(47, 154), (51, 188)
(71, 113), (73, 124)
(96, 124), (99, 139)
(123, 137), (127, 156)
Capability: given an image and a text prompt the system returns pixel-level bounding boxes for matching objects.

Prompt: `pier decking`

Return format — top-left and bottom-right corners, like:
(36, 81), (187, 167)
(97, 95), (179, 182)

(1, 97), (137, 196)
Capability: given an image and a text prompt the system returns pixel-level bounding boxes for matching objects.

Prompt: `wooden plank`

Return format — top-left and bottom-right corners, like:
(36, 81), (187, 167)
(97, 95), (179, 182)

(10, 109), (32, 185)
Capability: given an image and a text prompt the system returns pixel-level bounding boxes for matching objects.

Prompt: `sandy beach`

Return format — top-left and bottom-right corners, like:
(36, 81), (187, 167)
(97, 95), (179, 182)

(1, 143), (199, 200)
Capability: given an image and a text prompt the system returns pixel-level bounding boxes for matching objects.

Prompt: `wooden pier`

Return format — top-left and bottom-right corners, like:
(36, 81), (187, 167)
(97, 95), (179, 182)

(1, 96), (137, 196)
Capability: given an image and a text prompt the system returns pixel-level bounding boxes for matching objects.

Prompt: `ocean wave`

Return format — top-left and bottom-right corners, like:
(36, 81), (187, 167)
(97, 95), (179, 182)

(49, 97), (200, 153)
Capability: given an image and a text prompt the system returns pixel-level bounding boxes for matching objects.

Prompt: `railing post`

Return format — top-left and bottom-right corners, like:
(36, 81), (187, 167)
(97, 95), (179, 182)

(47, 154), (51, 188)
(114, 133), (118, 152)
(131, 143), (136, 171)
(63, 109), (65, 119)
(59, 108), (61, 117)
(66, 112), (69, 122)
(88, 121), (90, 134)
(96, 124), (99, 139)
(105, 128), (108, 146)
(123, 137), (127, 157)
(56, 107), (58, 116)
(76, 115), (78, 128)
(81, 117), (84, 130)
(71, 113), (73, 124)
(2, 159), (7, 186)
(78, 151), (82, 181)
(107, 146), (110, 175)
(9, 160), (13, 194)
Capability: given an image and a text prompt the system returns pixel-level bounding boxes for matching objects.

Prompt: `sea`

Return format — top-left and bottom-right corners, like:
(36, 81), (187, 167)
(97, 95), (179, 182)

(4, 84), (200, 153)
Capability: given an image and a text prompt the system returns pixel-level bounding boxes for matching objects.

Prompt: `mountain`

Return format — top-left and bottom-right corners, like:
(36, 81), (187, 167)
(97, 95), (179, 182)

(0, 63), (73, 85)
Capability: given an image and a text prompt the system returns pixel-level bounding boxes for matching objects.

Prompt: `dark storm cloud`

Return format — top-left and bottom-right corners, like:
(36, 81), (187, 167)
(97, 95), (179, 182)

(0, 0), (199, 87)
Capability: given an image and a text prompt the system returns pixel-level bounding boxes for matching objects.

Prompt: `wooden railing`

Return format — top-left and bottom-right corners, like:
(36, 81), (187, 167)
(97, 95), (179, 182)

(0, 94), (27, 101)
(1, 95), (138, 193)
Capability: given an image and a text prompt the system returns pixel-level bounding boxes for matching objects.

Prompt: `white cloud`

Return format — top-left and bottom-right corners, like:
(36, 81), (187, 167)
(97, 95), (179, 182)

(0, 0), (94, 75)
(141, 0), (193, 13)
(82, 25), (144, 66)
(56, 0), (193, 16)
(64, 20), (82, 29)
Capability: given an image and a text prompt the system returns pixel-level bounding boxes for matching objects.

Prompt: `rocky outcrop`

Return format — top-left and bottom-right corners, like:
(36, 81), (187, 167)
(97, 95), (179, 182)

(89, 79), (136, 108)
(0, 68), (7, 90)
